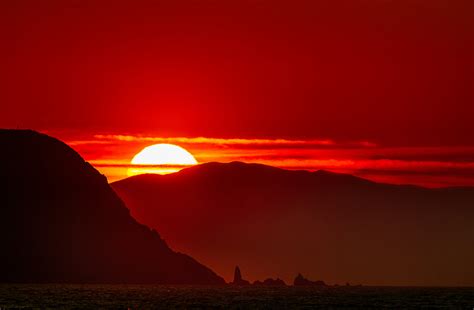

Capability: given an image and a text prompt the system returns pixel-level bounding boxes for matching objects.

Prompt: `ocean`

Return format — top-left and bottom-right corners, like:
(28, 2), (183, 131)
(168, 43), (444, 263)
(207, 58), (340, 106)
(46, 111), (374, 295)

(0, 284), (473, 309)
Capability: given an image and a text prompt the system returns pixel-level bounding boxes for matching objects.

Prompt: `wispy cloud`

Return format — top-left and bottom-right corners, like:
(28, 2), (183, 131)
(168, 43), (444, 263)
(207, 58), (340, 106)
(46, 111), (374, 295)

(93, 134), (377, 148)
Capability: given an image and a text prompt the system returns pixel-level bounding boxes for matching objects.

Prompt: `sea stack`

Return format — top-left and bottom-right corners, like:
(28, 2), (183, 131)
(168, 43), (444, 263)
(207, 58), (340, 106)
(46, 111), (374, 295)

(232, 266), (250, 285)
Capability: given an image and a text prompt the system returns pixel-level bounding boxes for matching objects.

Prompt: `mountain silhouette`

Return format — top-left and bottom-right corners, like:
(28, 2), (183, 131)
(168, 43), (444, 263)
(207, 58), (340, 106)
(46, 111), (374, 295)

(112, 162), (474, 286)
(0, 130), (224, 284)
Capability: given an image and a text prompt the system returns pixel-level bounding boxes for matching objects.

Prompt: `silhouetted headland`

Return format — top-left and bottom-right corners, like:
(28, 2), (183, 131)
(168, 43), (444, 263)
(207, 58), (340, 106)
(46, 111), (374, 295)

(0, 130), (224, 284)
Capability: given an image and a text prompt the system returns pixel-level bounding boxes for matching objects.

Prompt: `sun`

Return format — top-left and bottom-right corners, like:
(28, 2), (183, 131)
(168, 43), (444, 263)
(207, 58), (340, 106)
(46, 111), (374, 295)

(131, 144), (198, 165)
(128, 143), (198, 176)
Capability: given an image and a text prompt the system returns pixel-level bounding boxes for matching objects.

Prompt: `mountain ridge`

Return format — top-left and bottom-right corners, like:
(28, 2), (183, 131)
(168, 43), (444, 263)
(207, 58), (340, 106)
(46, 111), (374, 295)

(112, 161), (474, 286)
(122, 161), (474, 191)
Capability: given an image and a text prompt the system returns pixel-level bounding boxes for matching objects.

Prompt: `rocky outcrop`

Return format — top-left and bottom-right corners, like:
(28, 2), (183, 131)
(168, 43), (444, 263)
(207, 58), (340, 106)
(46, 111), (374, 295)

(263, 278), (286, 286)
(294, 273), (326, 286)
(231, 266), (250, 285)
(0, 130), (225, 284)
(253, 278), (286, 286)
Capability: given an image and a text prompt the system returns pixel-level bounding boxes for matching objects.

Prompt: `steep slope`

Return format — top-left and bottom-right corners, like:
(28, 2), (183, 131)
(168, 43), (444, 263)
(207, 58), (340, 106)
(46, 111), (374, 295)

(0, 130), (224, 284)
(113, 162), (474, 286)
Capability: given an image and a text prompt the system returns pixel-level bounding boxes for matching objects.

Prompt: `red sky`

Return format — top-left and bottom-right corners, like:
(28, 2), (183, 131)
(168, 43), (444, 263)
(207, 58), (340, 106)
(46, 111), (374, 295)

(1, 0), (473, 186)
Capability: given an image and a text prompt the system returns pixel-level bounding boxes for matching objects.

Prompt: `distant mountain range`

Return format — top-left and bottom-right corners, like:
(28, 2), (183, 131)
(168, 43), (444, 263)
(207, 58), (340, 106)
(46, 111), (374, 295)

(0, 130), (224, 284)
(112, 162), (474, 286)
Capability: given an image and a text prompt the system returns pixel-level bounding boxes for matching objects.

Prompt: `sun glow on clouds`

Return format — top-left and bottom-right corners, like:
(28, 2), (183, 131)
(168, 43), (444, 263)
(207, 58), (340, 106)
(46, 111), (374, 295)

(63, 133), (474, 187)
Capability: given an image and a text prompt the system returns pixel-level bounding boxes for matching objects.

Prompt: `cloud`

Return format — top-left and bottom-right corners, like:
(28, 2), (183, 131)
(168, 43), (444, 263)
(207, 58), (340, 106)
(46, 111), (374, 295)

(93, 134), (377, 148)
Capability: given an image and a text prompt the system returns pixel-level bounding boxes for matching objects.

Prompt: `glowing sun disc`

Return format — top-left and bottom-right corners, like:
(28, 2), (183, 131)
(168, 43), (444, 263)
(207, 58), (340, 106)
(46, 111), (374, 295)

(131, 143), (198, 166)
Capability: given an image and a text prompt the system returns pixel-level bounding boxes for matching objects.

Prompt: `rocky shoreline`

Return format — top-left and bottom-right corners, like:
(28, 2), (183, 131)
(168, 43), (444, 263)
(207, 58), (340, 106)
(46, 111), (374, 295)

(230, 266), (362, 287)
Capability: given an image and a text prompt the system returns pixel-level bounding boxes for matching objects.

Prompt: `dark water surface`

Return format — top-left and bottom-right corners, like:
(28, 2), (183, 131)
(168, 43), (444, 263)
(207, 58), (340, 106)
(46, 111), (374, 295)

(0, 284), (473, 309)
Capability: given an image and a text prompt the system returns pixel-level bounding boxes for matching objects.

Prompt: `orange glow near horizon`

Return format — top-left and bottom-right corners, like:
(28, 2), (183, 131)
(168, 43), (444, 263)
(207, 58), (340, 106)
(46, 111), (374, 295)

(56, 132), (474, 188)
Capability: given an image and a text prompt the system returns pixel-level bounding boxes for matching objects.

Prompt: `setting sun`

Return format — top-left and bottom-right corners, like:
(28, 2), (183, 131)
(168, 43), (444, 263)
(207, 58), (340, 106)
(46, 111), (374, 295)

(129, 143), (198, 176)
